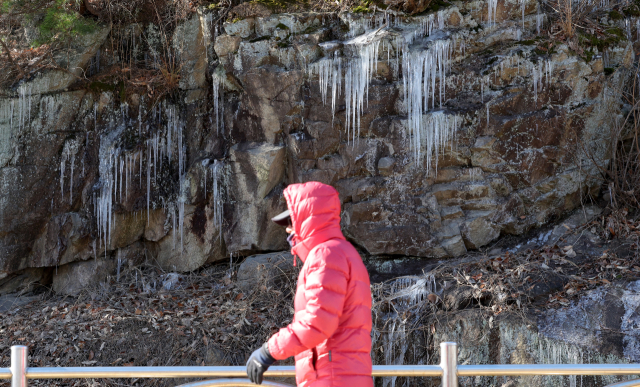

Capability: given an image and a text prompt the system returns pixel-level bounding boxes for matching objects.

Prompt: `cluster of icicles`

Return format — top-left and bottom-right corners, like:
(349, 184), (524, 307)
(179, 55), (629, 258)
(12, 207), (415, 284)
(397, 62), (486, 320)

(1, 83), (36, 153)
(626, 17), (640, 42)
(308, 12), (463, 172)
(80, 102), (225, 255)
(306, 8), (562, 171)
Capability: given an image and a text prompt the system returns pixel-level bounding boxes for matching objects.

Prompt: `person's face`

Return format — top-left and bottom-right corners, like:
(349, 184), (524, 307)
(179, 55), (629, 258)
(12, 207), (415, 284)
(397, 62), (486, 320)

(285, 226), (293, 234)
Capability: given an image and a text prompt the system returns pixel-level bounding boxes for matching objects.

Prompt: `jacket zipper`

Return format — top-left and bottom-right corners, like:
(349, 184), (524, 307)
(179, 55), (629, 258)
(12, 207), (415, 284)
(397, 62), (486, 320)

(329, 350), (332, 362)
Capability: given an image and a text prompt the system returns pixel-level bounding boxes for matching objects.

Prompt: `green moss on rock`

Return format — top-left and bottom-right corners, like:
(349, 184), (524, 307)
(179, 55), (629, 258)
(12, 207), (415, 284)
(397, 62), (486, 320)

(609, 10), (624, 20)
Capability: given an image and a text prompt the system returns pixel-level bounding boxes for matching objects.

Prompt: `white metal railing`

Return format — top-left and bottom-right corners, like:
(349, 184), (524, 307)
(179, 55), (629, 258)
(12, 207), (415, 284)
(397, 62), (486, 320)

(2, 343), (640, 387)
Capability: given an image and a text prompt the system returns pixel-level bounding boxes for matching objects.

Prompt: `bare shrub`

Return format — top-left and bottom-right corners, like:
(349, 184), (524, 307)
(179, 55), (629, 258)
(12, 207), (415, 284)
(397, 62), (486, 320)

(545, 0), (597, 38)
(578, 63), (640, 211)
(601, 66), (640, 209)
(544, 0), (630, 40)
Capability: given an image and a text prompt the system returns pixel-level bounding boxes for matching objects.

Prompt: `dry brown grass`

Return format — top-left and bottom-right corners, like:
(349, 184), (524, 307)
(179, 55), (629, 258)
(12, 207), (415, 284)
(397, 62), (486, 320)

(0, 260), (299, 387)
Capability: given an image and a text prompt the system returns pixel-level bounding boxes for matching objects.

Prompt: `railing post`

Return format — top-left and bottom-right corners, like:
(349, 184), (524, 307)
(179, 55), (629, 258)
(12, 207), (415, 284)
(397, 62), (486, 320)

(11, 345), (28, 387)
(440, 342), (458, 387)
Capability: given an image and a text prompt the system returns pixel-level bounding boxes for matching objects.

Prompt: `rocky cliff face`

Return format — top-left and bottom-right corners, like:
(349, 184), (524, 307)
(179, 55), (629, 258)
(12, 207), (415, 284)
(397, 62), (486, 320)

(0, 0), (635, 291)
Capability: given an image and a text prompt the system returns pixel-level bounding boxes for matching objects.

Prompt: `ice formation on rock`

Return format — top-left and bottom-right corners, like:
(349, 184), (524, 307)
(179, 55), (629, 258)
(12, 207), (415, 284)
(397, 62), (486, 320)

(344, 31), (382, 142)
(487, 0), (498, 26)
(211, 160), (224, 240)
(202, 158), (224, 241)
(372, 275), (438, 387)
(0, 99), (15, 165)
(625, 17), (640, 41)
(536, 12), (545, 35)
(212, 71), (225, 134)
(59, 140), (78, 204)
(402, 41), (459, 168)
(309, 12), (459, 171)
(532, 59), (554, 102)
(93, 102), (194, 252)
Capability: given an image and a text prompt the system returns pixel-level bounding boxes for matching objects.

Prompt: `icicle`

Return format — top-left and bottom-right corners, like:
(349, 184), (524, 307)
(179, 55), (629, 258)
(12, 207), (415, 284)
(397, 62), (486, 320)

(211, 160), (224, 241)
(60, 157), (65, 201)
(125, 154), (129, 201)
(179, 198), (185, 254)
(533, 62), (539, 102)
(70, 155), (74, 204)
(211, 72), (224, 134)
(117, 251), (121, 282)
(119, 156), (124, 202)
(147, 141), (151, 225)
(536, 13), (544, 35)
(402, 39), (454, 167)
(172, 204), (177, 250)
(487, 0), (498, 26)
(138, 103), (142, 135)
(487, 103), (490, 127)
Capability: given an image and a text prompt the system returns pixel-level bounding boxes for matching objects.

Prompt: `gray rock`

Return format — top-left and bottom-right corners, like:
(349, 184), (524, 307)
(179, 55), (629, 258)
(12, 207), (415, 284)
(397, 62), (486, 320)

(0, 294), (40, 313)
(237, 251), (294, 291)
(173, 12), (209, 90)
(28, 212), (93, 268)
(226, 142), (288, 254)
(255, 14), (322, 36)
(224, 18), (256, 38)
(153, 204), (225, 272)
(461, 216), (501, 249)
(230, 142), (286, 201)
(377, 157), (395, 176)
(214, 35), (242, 57)
(440, 235), (467, 257)
(52, 258), (117, 296)
(116, 242), (147, 268)
(144, 209), (169, 242)
(0, 268), (45, 296)
(4, 25), (111, 95)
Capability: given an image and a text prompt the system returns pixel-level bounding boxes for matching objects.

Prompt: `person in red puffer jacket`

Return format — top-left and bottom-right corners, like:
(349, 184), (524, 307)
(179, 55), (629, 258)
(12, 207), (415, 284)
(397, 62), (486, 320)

(246, 181), (373, 387)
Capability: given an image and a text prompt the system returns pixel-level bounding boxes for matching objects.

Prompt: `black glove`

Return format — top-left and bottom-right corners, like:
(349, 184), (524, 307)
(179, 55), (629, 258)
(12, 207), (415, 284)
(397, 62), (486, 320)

(246, 342), (276, 384)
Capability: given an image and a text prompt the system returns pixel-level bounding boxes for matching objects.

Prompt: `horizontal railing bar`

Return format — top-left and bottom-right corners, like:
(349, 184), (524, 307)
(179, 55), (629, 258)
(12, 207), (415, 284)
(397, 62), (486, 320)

(176, 379), (296, 387)
(458, 364), (640, 376)
(16, 365), (444, 379)
(3, 364), (640, 380)
(25, 366), (283, 379)
(372, 365), (443, 377)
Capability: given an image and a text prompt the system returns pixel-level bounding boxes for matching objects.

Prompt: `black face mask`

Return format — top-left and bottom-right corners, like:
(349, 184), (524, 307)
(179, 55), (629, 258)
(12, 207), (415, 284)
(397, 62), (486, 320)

(287, 232), (296, 248)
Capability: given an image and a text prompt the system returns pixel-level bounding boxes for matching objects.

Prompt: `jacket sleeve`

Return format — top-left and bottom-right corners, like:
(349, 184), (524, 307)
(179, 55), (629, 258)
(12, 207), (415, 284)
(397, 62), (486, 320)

(267, 246), (349, 360)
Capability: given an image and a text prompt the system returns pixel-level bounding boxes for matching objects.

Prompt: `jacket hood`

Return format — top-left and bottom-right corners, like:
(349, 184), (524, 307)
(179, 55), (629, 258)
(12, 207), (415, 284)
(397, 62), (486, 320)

(283, 182), (345, 262)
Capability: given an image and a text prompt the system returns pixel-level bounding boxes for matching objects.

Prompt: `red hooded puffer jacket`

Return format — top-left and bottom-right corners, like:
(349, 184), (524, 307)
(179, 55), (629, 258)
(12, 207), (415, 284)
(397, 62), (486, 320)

(267, 182), (373, 387)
